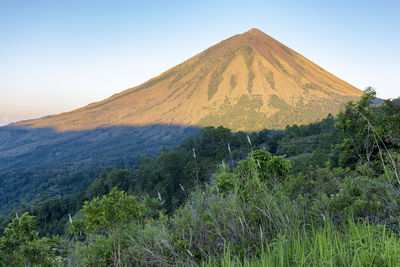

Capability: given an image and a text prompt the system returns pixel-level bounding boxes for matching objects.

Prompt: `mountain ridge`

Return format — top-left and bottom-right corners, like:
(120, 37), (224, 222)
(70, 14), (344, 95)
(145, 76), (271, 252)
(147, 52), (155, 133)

(14, 28), (362, 131)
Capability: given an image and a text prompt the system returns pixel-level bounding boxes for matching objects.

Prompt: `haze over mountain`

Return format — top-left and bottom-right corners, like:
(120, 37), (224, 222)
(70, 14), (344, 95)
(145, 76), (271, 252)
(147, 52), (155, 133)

(14, 28), (362, 132)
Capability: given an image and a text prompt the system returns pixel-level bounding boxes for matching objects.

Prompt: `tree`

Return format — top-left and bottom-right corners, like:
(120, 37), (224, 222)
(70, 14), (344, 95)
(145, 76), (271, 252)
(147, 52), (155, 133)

(78, 188), (146, 266)
(0, 212), (58, 266)
(335, 87), (400, 184)
(335, 87), (378, 166)
(86, 169), (134, 200)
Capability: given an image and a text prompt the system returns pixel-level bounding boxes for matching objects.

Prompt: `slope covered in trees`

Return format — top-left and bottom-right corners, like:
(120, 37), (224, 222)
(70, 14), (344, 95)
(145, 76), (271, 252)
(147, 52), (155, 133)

(1, 89), (400, 266)
(0, 28), (364, 217)
(0, 125), (200, 214)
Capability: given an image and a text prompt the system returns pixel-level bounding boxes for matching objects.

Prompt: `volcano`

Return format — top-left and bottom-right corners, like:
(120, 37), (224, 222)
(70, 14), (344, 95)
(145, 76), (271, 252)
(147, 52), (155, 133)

(15, 28), (362, 132)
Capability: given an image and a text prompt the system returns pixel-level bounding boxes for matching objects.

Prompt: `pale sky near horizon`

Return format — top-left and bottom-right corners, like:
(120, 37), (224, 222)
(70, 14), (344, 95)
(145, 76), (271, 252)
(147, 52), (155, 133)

(1, 0), (399, 126)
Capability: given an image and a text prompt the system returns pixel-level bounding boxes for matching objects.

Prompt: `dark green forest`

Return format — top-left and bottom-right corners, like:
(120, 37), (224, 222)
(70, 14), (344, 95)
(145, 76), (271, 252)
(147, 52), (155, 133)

(1, 88), (400, 266)
(0, 124), (200, 215)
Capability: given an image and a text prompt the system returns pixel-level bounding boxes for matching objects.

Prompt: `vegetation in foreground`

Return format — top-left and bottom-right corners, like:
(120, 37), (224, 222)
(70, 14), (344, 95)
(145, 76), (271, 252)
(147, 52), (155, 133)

(1, 88), (400, 266)
(205, 220), (400, 266)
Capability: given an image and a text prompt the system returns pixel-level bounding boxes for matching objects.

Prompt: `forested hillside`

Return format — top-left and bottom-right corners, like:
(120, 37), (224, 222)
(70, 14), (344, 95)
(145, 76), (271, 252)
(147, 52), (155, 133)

(0, 125), (200, 214)
(1, 88), (399, 266)
(0, 28), (364, 218)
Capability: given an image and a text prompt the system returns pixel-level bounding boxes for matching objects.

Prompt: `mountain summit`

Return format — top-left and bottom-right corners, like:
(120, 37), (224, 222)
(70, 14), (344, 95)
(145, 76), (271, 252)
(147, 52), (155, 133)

(16, 28), (362, 131)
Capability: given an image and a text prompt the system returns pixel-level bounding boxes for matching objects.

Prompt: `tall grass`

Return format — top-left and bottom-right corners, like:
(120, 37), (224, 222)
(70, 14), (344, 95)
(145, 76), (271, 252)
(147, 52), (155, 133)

(118, 151), (400, 266)
(71, 144), (400, 266)
(205, 219), (400, 267)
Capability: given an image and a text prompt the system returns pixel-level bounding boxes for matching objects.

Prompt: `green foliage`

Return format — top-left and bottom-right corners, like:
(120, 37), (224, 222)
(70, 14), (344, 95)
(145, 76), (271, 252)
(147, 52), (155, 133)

(2, 89), (400, 266)
(73, 188), (163, 266)
(252, 149), (291, 182)
(0, 124), (199, 215)
(0, 212), (62, 266)
(232, 149), (291, 187)
(205, 220), (400, 266)
(86, 169), (133, 200)
(161, 149), (297, 262)
(335, 87), (378, 166)
(335, 87), (400, 186)
(132, 125), (271, 212)
(214, 164), (236, 192)
(0, 165), (101, 215)
(81, 187), (144, 235)
(122, 221), (192, 266)
(75, 235), (113, 267)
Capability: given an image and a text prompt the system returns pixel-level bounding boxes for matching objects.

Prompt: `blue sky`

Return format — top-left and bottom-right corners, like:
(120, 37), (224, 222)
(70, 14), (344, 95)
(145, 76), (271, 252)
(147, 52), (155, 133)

(1, 0), (399, 125)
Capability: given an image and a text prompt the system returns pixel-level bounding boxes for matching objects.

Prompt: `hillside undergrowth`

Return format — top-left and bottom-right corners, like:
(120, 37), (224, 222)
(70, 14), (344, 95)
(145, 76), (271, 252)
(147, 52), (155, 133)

(1, 88), (400, 266)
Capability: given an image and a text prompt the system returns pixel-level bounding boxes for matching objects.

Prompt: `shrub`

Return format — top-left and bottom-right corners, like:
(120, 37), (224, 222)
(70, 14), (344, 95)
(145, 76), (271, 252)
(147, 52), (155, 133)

(0, 212), (62, 266)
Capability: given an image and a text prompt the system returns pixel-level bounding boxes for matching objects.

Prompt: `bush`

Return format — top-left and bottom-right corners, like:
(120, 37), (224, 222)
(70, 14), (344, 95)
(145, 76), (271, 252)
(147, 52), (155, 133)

(0, 212), (62, 266)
